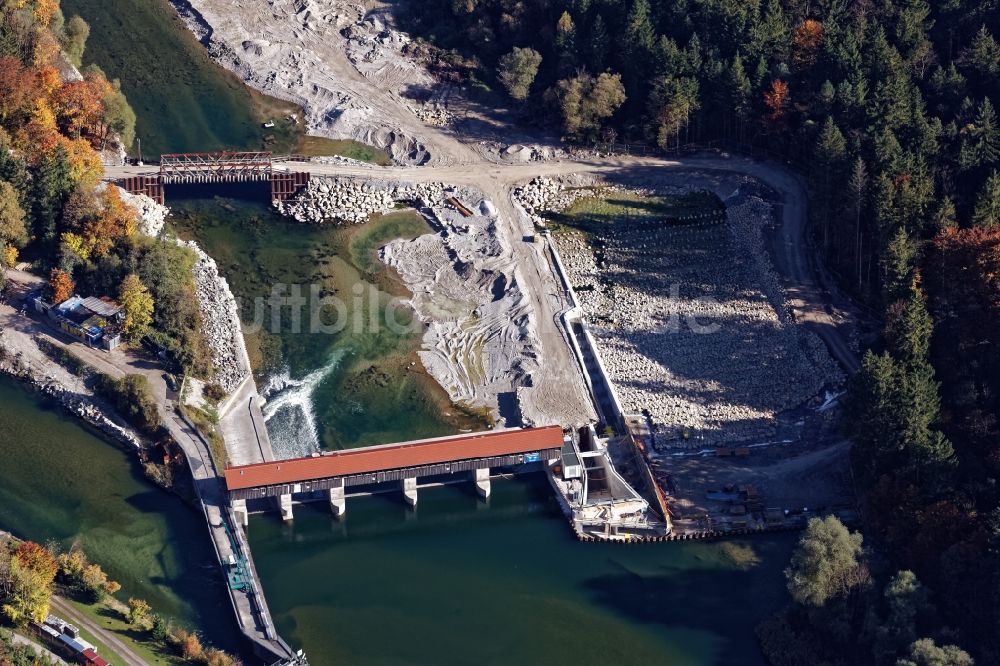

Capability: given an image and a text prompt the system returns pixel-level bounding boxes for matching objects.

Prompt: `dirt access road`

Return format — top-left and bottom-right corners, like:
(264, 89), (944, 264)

(107, 153), (860, 427)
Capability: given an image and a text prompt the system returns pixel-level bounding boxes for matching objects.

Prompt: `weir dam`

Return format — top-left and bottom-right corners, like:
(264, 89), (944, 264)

(225, 426), (565, 522)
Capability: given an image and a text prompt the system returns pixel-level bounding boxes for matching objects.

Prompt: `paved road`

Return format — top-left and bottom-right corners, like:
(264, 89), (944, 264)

(49, 595), (147, 666)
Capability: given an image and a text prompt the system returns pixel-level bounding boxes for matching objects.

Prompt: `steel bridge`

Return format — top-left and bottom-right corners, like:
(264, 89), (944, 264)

(160, 151), (273, 183)
(116, 151), (309, 205)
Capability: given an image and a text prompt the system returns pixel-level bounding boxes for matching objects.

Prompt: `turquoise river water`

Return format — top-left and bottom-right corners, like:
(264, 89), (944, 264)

(0, 375), (241, 653)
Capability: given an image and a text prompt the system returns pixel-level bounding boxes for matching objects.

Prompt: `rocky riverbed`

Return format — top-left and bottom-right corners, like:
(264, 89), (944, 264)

(546, 175), (844, 446)
(172, 0), (439, 163)
(177, 240), (251, 394)
(379, 186), (543, 425)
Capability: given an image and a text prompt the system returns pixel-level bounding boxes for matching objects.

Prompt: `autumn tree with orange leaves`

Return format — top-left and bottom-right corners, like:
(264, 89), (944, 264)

(791, 20), (824, 70)
(54, 74), (108, 138)
(0, 539), (58, 626)
(14, 542), (58, 585)
(763, 79), (790, 124)
(49, 267), (74, 303)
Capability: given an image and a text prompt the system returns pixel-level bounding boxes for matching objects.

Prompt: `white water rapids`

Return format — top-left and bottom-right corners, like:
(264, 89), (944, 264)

(261, 348), (349, 459)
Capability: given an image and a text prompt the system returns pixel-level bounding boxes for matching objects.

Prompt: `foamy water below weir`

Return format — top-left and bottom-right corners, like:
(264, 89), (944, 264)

(262, 349), (349, 459)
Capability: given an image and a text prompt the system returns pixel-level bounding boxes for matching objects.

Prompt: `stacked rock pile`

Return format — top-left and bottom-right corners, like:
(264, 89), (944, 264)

(275, 178), (447, 224)
(97, 184), (169, 238)
(412, 103), (452, 126)
(311, 154), (373, 167)
(513, 177), (641, 225)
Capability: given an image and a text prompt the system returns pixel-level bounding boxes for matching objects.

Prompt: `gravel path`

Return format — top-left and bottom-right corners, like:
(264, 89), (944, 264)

(49, 596), (147, 666)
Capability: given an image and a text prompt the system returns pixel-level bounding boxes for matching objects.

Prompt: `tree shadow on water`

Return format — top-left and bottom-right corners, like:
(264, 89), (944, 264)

(579, 545), (792, 666)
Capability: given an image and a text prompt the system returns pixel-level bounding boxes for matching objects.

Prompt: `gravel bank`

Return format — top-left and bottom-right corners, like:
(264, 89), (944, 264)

(0, 321), (146, 451)
(170, 0), (446, 164)
(380, 186), (543, 425)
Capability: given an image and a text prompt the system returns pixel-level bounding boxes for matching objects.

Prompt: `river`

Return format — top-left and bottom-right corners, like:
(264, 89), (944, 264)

(166, 186), (795, 665)
(168, 183), (488, 457)
(0, 2), (798, 663)
(0, 375), (241, 653)
(60, 0), (284, 157)
(247, 480), (792, 666)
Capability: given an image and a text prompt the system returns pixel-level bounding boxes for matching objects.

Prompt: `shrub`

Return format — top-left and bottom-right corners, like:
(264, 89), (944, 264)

(203, 383), (226, 403)
(93, 373), (161, 432)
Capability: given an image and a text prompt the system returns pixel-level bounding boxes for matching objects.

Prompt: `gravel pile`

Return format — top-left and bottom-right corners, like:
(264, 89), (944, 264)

(477, 142), (568, 164)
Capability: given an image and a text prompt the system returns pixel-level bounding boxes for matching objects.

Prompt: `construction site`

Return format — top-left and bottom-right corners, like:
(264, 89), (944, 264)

(527, 172), (857, 538)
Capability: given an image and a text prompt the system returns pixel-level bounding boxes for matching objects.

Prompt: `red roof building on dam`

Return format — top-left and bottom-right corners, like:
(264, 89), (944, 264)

(224, 425), (565, 492)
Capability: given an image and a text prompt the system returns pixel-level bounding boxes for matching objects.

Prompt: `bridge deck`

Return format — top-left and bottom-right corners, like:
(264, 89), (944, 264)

(117, 151), (309, 203)
(225, 426), (564, 495)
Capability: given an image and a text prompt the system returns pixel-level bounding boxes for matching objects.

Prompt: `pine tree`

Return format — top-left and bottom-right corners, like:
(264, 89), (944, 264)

(750, 0), (789, 62)
(819, 79), (835, 108)
(846, 350), (903, 476)
(814, 117), (847, 250)
(882, 227), (916, 304)
(587, 14), (609, 72)
(898, 361), (953, 470)
(963, 24), (1000, 79)
(816, 116), (847, 163)
(621, 0), (655, 110)
(896, 282), (933, 367)
(727, 54), (752, 140)
(931, 196), (956, 231)
(959, 98), (1000, 171)
(624, 0), (655, 57)
(555, 12), (577, 76)
(893, 0), (932, 62)
(848, 157), (868, 289)
(30, 145), (74, 257)
(869, 72), (912, 133)
(972, 170), (1000, 227)
(646, 76), (700, 149)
